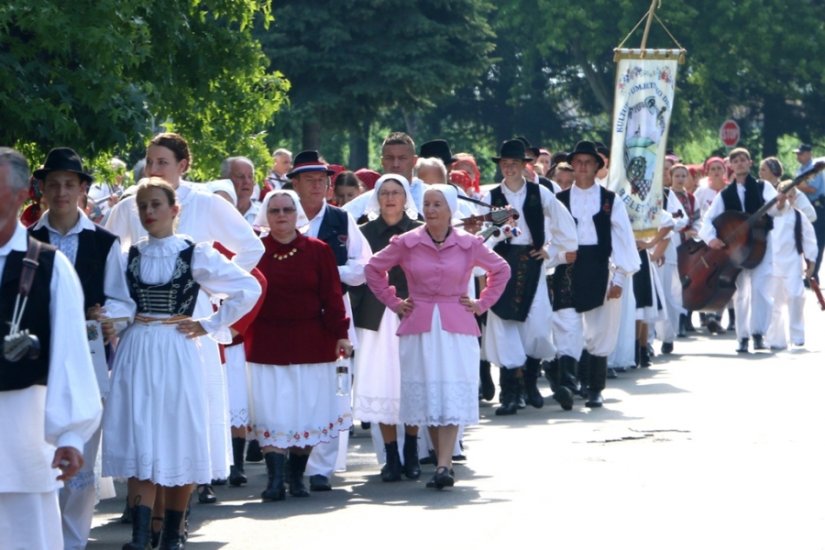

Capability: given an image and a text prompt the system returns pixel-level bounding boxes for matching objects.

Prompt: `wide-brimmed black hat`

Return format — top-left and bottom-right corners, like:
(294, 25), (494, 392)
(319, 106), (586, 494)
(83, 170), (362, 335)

(33, 147), (93, 183)
(492, 139), (531, 162)
(514, 136), (541, 160)
(567, 141), (605, 170)
(419, 139), (457, 166)
(286, 150), (335, 179)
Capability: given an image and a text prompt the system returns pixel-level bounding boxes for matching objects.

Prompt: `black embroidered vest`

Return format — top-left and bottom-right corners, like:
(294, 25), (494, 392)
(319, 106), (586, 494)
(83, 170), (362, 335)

(0, 239), (55, 390)
(720, 175), (773, 231)
(29, 225), (118, 310)
(125, 243), (200, 316)
(489, 182), (545, 250)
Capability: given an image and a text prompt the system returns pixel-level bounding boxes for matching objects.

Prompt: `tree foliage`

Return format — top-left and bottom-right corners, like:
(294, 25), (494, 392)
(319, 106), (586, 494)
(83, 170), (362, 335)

(0, 0), (289, 180)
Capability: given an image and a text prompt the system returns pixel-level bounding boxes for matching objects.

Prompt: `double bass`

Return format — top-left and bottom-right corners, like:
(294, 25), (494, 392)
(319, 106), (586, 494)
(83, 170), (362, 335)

(678, 161), (825, 311)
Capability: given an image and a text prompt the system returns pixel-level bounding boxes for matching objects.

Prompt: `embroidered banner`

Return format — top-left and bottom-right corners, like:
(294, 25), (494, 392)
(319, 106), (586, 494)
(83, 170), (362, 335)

(608, 55), (679, 236)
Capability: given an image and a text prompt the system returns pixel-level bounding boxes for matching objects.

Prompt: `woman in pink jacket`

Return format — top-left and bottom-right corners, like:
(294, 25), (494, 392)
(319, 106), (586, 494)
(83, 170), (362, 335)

(365, 184), (510, 489)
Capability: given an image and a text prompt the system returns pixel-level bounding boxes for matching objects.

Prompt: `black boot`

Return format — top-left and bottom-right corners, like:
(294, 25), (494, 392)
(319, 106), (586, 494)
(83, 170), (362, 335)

(286, 453), (310, 497)
(727, 307), (736, 332)
(479, 360), (495, 401)
(577, 350), (591, 398)
(678, 313), (687, 338)
(522, 357), (545, 408)
(495, 368), (519, 416)
(402, 432), (421, 479)
(261, 452), (286, 501)
(640, 343), (652, 367)
(245, 439), (263, 462)
(633, 339), (641, 368)
(381, 441), (403, 482)
(229, 437), (248, 487)
(552, 355), (576, 411)
(122, 504), (152, 550)
(543, 358), (559, 393)
(158, 509), (184, 550)
(586, 354), (607, 408)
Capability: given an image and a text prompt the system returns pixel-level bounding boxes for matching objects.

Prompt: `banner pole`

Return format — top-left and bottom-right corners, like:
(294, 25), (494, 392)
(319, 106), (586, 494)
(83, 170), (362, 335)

(639, 0), (659, 54)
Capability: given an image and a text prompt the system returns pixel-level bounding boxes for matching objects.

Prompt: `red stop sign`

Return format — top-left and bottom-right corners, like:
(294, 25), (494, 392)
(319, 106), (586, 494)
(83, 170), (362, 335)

(719, 119), (740, 147)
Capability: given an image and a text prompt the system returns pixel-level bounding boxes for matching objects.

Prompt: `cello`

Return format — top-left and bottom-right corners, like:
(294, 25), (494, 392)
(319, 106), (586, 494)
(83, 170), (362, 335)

(678, 161), (825, 311)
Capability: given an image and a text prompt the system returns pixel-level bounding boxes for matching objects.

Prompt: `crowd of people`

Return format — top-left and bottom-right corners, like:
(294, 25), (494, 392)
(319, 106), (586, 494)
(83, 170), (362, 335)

(1, 128), (823, 549)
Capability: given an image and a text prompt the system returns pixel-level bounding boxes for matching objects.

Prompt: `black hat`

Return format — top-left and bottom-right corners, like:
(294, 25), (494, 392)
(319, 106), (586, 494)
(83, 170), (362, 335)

(549, 151), (568, 170)
(492, 139), (531, 162)
(286, 150), (335, 179)
(419, 139), (457, 167)
(567, 141), (605, 170)
(794, 143), (813, 154)
(33, 147), (93, 183)
(594, 141), (610, 158)
(515, 136), (540, 159)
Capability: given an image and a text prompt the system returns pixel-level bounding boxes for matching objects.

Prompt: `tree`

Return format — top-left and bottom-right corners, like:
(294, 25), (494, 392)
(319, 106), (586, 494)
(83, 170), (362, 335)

(0, 1), (289, 180)
(256, 0), (495, 167)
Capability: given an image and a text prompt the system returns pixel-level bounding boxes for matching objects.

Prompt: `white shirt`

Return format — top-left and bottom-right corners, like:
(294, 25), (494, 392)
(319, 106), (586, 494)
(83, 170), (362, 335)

(569, 183), (640, 287)
(698, 179), (783, 243)
(105, 182), (264, 272)
(0, 223), (102, 493)
(770, 205), (818, 274)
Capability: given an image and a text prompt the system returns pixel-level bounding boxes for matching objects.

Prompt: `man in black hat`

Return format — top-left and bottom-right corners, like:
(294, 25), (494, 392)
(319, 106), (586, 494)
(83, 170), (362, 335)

(0, 148), (102, 549)
(550, 141), (639, 408)
(289, 150), (371, 492)
(28, 147), (133, 548)
(795, 143), (825, 282)
(482, 139), (578, 415)
(515, 137), (559, 193)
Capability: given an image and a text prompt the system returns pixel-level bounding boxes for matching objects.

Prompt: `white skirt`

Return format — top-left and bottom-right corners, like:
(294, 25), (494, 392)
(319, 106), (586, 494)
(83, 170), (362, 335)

(102, 323), (213, 486)
(353, 308), (402, 425)
(399, 306), (479, 427)
(247, 361), (352, 449)
(224, 343), (250, 428)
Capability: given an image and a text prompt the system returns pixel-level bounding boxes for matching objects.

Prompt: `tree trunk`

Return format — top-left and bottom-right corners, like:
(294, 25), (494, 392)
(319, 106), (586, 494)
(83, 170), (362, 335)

(302, 117), (321, 150)
(348, 120), (370, 169)
(761, 94), (783, 157)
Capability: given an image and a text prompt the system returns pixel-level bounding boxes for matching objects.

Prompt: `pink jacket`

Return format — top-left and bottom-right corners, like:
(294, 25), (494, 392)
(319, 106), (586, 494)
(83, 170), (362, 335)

(365, 226), (511, 336)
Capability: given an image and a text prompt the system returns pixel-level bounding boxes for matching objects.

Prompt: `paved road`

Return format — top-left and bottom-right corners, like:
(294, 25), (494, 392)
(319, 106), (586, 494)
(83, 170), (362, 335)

(88, 300), (825, 550)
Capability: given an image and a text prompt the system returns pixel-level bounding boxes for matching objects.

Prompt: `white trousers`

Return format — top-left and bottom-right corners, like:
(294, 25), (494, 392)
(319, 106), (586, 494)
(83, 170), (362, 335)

(766, 274), (806, 348)
(656, 262), (683, 343)
(583, 293), (624, 357)
(0, 491), (62, 550)
(59, 425), (101, 550)
(733, 252), (774, 340)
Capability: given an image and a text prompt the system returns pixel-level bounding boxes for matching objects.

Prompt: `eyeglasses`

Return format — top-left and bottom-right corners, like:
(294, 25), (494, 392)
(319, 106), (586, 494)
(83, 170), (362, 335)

(378, 190), (404, 198)
(268, 207), (296, 215)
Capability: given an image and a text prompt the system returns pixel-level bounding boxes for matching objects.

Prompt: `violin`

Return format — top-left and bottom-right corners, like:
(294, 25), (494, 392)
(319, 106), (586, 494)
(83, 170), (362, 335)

(455, 207), (520, 228)
(678, 161), (825, 311)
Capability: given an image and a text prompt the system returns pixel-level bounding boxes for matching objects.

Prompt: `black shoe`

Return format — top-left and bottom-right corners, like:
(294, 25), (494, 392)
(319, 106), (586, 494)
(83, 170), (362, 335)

(661, 342), (674, 354)
(753, 334), (767, 350)
(677, 314), (687, 338)
(197, 484), (216, 504)
(552, 385), (574, 411)
(309, 474), (332, 492)
(261, 453), (286, 502)
(402, 434), (421, 479)
(245, 439), (264, 463)
(360, 421), (371, 430)
(381, 441), (402, 482)
(426, 467), (455, 489)
(229, 465), (247, 487)
(495, 401), (519, 416)
(158, 509), (185, 550)
(479, 360), (495, 401)
(706, 319), (723, 334)
(736, 338), (749, 353)
(585, 390), (604, 408)
(607, 367), (618, 379)
(211, 477), (227, 486)
(287, 454), (311, 497)
(123, 504), (153, 550)
(495, 368), (519, 416)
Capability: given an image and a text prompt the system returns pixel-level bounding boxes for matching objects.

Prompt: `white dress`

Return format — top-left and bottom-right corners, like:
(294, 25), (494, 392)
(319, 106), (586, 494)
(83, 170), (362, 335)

(353, 308), (402, 425)
(102, 236), (260, 485)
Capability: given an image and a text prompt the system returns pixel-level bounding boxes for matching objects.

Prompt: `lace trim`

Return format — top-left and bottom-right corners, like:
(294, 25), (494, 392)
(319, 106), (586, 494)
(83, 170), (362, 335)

(399, 381), (478, 426)
(251, 413), (353, 448)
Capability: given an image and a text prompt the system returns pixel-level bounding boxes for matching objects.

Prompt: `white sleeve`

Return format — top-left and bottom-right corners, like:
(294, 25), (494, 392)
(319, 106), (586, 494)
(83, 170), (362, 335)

(609, 199), (642, 287)
(206, 194), (265, 272)
(801, 213), (818, 262)
(794, 192), (817, 223)
(104, 196), (144, 251)
(698, 192), (725, 243)
(542, 188), (578, 267)
(190, 243), (262, 342)
(46, 251), (102, 452)
(339, 213), (372, 286)
(101, 239), (136, 329)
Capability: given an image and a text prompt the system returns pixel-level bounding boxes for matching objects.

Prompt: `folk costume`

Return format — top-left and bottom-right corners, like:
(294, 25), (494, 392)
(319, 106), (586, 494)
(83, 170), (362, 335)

(481, 140), (578, 415)
(349, 175), (423, 472)
(365, 184), (511, 429)
(699, 172), (784, 351)
(0, 222), (102, 550)
(766, 199), (817, 349)
(105, 182), (263, 480)
(551, 142), (640, 408)
(102, 236), (260, 485)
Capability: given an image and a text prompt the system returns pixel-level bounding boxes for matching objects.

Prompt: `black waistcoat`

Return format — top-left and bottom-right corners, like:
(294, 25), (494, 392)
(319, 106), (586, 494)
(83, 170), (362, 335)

(29, 225), (118, 310)
(489, 182), (545, 250)
(720, 175), (773, 231)
(350, 215), (422, 331)
(0, 239), (56, 391)
(317, 205), (350, 293)
(126, 243), (200, 316)
(552, 186), (614, 312)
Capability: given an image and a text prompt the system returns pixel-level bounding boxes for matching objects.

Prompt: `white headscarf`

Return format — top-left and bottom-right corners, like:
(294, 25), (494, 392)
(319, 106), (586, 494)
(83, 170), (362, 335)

(426, 183), (459, 217)
(254, 189), (309, 230)
(364, 173), (418, 221)
(205, 179), (238, 207)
